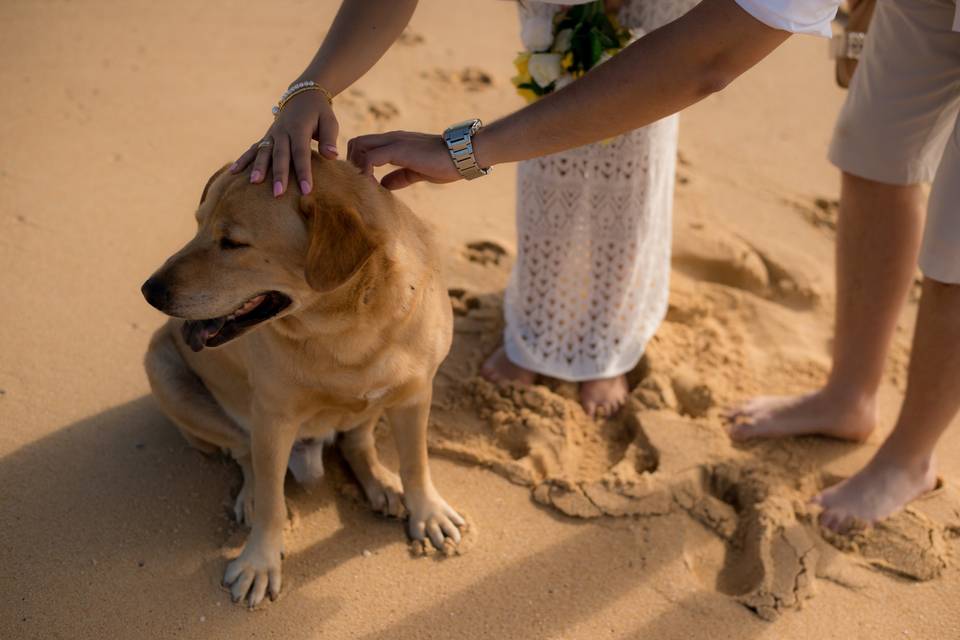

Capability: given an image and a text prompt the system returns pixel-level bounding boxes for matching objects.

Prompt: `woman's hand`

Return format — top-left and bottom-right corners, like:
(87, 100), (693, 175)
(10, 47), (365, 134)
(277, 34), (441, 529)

(230, 89), (340, 196)
(347, 131), (461, 190)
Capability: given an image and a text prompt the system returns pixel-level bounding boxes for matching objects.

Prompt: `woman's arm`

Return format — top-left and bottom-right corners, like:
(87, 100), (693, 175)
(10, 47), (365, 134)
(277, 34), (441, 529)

(348, 0), (790, 190)
(232, 0), (418, 196)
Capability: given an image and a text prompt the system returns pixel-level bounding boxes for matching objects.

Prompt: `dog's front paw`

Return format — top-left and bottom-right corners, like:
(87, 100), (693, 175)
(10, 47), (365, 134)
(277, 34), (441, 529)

(362, 467), (406, 518)
(405, 491), (465, 550)
(223, 539), (283, 609)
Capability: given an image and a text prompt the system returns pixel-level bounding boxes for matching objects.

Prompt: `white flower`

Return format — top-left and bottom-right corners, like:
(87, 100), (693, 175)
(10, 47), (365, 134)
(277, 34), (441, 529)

(528, 52), (564, 87)
(520, 11), (555, 52)
(552, 28), (574, 53)
(554, 74), (575, 91)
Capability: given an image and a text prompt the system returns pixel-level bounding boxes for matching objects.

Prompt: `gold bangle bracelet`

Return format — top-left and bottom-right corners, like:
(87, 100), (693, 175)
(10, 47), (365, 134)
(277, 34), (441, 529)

(272, 85), (333, 117)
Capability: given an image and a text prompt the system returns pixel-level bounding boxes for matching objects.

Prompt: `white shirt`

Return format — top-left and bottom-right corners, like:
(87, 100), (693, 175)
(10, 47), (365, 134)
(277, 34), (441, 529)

(734, 0), (840, 36)
(736, 0), (960, 36)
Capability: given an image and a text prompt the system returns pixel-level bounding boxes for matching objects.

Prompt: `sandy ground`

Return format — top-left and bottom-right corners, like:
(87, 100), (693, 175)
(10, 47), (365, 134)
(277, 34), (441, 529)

(2, 1), (959, 638)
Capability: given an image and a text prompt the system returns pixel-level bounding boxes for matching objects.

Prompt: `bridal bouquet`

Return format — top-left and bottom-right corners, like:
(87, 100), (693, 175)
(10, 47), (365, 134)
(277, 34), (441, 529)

(513, 1), (641, 104)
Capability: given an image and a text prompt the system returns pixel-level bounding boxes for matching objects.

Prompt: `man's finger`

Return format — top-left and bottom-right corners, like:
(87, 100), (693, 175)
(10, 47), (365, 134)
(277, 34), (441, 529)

(380, 168), (425, 191)
(271, 134), (291, 197)
(347, 132), (402, 168)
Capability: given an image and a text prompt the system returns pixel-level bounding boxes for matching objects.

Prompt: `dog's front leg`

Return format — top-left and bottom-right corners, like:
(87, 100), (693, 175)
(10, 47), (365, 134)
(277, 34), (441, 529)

(222, 404), (298, 608)
(386, 390), (465, 550)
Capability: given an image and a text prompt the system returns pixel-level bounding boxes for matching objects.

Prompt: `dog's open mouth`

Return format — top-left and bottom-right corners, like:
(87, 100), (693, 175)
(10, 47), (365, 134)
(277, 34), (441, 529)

(181, 291), (291, 352)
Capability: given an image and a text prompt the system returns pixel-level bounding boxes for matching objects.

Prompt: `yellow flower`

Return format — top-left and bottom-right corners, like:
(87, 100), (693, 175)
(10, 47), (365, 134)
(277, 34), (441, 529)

(513, 52), (531, 77)
(516, 86), (539, 104)
(561, 51), (574, 71)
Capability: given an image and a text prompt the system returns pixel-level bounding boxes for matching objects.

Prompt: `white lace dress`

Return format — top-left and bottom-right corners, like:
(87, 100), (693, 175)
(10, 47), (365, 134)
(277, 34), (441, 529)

(504, 0), (697, 382)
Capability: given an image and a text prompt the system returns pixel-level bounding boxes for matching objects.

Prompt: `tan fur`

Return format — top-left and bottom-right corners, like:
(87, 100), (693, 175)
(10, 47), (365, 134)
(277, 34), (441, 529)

(143, 155), (463, 608)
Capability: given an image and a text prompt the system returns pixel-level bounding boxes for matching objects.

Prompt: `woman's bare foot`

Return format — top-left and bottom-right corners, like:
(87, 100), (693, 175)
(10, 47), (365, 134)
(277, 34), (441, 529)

(814, 451), (938, 532)
(480, 346), (536, 385)
(580, 375), (629, 419)
(727, 388), (877, 442)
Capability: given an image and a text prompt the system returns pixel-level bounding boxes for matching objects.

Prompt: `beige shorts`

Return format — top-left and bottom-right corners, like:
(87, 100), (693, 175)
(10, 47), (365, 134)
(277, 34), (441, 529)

(829, 0), (960, 283)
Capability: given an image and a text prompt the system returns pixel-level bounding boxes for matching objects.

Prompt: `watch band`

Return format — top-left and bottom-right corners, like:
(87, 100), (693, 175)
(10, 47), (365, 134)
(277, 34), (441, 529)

(443, 119), (491, 180)
(829, 31), (866, 60)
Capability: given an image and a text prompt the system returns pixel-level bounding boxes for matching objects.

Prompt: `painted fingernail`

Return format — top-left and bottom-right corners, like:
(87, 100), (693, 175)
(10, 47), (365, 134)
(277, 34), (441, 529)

(273, 181), (283, 197)
(322, 144), (338, 157)
(229, 162), (239, 173)
(299, 180), (311, 195)
(250, 169), (262, 183)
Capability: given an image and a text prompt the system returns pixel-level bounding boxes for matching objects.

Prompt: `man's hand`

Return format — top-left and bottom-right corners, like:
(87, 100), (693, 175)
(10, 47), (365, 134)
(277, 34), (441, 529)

(347, 131), (461, 190)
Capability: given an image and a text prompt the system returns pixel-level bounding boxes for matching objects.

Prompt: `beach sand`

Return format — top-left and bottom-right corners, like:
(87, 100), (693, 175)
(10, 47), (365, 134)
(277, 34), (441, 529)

(1, 1), (959, 638)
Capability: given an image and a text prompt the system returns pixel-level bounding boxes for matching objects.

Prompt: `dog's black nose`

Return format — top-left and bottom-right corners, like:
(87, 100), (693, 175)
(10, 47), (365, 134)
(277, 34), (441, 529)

(141, 276), (170, 310)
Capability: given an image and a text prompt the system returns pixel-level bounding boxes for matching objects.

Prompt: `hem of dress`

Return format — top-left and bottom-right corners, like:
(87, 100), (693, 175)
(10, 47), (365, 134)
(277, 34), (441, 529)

(502, 332), (649, 383)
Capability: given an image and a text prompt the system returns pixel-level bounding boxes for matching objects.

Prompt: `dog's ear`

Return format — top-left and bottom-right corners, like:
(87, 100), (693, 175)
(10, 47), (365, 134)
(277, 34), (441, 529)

(300, 193), (382, 293)
(199, 163), (231, 205)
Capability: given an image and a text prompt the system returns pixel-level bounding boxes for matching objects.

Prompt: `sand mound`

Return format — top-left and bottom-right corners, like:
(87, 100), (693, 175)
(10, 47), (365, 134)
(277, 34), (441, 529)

(427, 236), (958, 620)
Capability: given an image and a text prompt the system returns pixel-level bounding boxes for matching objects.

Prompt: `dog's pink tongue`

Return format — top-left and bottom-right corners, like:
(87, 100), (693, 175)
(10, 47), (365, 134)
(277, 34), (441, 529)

(181, 318), (226, 352)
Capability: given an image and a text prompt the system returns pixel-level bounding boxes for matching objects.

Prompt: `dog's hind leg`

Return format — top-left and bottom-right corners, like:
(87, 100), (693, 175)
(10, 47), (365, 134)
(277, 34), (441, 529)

(144, 327), (248, 455)
(339, 415), (405, 517)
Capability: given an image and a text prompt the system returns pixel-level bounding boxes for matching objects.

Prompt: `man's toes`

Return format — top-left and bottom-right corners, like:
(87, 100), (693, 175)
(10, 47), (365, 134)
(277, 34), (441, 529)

(728, 420), (758, 441)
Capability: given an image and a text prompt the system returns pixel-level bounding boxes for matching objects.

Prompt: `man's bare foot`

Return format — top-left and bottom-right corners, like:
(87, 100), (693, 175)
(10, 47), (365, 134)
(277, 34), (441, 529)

(814, 452), (938, 532)
(727, 388), (876, 442)
(480, 347), (536, 385)
(580, 375), (629, 419)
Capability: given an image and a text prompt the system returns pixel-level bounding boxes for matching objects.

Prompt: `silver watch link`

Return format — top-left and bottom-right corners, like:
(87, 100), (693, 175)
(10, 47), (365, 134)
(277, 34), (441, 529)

(443, 119), (491, 180)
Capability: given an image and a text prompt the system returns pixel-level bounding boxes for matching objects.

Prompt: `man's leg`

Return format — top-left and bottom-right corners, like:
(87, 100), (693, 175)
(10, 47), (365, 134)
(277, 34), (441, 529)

(729, 173), (925, 440)
(817, 277), (959, 530)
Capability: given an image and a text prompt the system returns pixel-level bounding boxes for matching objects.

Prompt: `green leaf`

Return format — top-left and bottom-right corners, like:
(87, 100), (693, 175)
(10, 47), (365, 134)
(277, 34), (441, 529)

(589, 30), (603, 67)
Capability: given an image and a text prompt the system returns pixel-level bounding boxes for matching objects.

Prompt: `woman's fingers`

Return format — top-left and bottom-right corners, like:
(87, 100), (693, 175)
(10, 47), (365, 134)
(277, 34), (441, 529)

(232, 143), (259, 174)
(271, 134), (291, 197)
(316, 107), (340, 160)
(249, 139), (272, 184)
(291, 134), (313, 195)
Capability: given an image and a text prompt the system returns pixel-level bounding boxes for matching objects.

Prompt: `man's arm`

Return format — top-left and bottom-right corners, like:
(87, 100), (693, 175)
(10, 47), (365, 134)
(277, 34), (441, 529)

(348, 0), (790, 189)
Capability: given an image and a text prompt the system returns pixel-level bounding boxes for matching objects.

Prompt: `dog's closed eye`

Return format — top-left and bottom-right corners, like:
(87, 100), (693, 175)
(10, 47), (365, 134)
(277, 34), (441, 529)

(219, 237), (251, 250)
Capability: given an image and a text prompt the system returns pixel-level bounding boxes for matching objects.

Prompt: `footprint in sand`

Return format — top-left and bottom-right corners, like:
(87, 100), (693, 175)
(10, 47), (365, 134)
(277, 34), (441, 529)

(787, 195), (839, 232)
(448, 288), (481, 317)
(463, 240), (508, 267)
(397, 29), (425, 46)
(367, 100), (399, 122)
(420, 67), (494, 92)
(672, 218), (820, 309)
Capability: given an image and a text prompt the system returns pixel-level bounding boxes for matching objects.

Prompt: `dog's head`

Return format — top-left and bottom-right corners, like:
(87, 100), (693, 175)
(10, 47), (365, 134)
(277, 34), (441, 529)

(141, 158), (384, 351)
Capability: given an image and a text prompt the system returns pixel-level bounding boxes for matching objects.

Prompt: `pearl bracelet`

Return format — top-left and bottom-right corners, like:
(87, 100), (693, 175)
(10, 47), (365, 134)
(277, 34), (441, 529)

(272, 80), (332, 117)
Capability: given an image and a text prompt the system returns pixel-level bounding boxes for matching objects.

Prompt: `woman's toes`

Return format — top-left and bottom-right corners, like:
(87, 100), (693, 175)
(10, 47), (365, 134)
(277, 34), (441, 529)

(583, 400), (598, 418)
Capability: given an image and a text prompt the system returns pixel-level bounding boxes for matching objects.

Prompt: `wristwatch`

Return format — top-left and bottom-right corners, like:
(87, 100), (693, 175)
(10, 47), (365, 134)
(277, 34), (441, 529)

(829, 31), (866, 60)
(443, 119), (491, 180)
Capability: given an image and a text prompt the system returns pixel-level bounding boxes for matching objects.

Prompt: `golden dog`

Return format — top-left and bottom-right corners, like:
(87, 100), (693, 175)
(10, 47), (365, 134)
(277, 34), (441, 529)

(141, 156), (464, 608)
